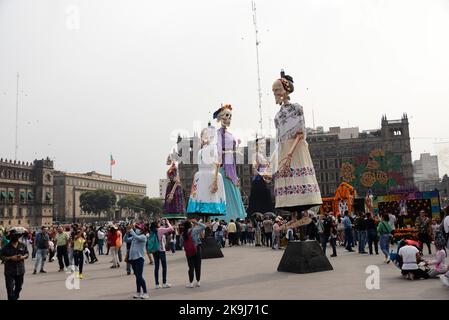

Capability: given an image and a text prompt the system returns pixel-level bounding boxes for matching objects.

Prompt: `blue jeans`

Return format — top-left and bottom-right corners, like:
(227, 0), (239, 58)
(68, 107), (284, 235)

(130, 257), (147, 294)
(97, 239), (104, 255)
(358, 230), (367, 253)
(215, 235), (224, 248)
(367, 229), (379, 254)
(379, 234), (391, 259)
(344, 228), (353, 251)
(152, 251), (167, 285)
(34, 249), (48, 271)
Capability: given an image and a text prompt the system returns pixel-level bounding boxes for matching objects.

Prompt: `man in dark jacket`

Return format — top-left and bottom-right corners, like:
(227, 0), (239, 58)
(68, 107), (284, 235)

(354, 213), (368, 254)
(0, 229), (29, 300)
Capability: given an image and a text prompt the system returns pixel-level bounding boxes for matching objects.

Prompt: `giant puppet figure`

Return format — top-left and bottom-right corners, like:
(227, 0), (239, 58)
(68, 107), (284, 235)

(163, 154), (186, 218)
(272, 70), (322, 215)
(213, 104), (246, 222)
(247, 137), (274, 215)
(186, 125), (226, 216)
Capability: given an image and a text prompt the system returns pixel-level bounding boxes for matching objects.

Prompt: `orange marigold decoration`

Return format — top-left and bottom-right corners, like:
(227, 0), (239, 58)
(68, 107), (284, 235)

(361, 171), (376, 188)
(376, 171), (388, 185)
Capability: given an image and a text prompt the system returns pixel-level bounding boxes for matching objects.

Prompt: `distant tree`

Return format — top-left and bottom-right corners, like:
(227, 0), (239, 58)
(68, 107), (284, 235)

(118, 195), (142, 212)
(141, 197), (163, 220)
(80, 189), (117, 220)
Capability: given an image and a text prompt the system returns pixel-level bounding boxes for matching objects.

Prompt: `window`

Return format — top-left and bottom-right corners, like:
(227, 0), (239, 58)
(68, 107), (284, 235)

(8, 208), (13, 218)
(0, 208), (4, 217)
(328, 160), (335, 169)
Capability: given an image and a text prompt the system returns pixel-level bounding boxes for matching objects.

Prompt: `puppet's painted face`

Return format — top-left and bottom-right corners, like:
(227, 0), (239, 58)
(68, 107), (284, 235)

(257, 139), (266, 152)
(220, 110), (232, 127)
(272, 80), (288, 105)
(166, 157), (172, 165)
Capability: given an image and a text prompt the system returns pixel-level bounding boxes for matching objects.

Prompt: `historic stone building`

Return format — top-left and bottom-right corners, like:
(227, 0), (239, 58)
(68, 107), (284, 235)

(0, 158), (54, 228)
(53, 171), (146, 223)
(308, 114), (414, 197)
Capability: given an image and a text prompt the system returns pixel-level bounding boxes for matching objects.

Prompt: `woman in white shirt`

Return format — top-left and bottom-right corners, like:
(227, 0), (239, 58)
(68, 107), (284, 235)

(398, 241), (429, 280)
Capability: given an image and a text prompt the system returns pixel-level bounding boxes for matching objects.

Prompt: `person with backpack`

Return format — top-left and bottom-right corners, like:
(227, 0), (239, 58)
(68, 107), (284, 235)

(183, 218), (206, 288)
(33, 226), (49, 274)
(125, 223), (149, 299)
(415, 210), (432, 255)
(378, 213), (393, 263)
(149, 219), (174, 289)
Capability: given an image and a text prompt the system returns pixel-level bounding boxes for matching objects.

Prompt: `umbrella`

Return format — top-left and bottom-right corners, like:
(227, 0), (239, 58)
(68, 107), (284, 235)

(251, 212), (264, 219)
(11, 227), (27, 234)
(264, 212), (276, 218)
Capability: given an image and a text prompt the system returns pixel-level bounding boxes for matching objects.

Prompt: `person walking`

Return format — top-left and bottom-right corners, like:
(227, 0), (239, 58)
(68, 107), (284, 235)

(0, 229), (29, 300)
(109, 226), (121, 269)
(366, 212), (379, 255)
(272, 218), (282, 250)
(73, 229), (87, 279)
(183, 219), (206, 288)
(227, 220), (237, 247)
(97, 227), (105, 255)
(150, 219), (174, 289)
(125, 223), (149, 299)
(214, 223), (225, 248)
(378, 213), (393, 263)
(354, 213), (368, 254)
(55, 226), (70, 272)
(263, 218), (273, 248)
(87, 226), (98, 264)
(343, 212), (354, 252)
(33, 226), (49, 274)
(124, 228), (133, 275)
(415, 210), (432, 255)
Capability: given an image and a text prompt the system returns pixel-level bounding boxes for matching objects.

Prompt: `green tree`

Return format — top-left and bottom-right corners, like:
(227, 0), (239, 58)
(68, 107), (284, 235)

(141, 197), (163, 220)
(117, 195), (143, 215)
(79, 189), (117, 220)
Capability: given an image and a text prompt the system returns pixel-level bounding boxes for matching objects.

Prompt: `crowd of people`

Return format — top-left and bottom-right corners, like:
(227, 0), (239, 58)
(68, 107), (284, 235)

(1, 206), (449, 300)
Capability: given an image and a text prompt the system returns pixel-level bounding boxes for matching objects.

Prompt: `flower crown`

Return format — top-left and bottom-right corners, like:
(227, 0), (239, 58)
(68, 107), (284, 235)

(213, 104), (233, 119)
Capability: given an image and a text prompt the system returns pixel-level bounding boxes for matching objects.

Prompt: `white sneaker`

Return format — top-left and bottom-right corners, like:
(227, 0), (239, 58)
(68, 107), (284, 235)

(133, 293), (141, 299)
(186, 283), (194, 288)
(440, 275), (449, 287)
(140, 293), (149, 299)
(162, 283), (171, 288)
(155, 285), (161, 289)
(196, 281), (201, 287)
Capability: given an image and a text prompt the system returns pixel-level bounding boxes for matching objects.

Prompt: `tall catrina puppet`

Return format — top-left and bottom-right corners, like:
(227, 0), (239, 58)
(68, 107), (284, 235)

(272, 70), (322, 215)
(186, 125), (226, 216)
(214, 104), (246, 222)
(163, 154), (186, 217)
(247, 137), (274, 216)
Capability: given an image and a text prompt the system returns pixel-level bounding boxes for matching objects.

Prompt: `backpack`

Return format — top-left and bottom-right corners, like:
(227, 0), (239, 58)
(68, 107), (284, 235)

(36, 233), (48, 249)
(147, 232), (160, 253)
(183, 230), (197, 257)
(435, 223), (448, 247)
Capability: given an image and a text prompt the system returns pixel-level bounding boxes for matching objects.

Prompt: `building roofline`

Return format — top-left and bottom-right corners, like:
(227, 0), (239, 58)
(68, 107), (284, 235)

(53, 171), (146, 187)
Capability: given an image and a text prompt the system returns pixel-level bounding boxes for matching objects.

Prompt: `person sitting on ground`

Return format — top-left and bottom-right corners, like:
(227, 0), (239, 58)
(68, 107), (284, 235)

(425, 243), (448, 278)
(398, 240), (429, 280)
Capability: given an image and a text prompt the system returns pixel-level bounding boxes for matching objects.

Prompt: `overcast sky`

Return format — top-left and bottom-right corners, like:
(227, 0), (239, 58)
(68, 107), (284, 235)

(1, 0), (448, 197)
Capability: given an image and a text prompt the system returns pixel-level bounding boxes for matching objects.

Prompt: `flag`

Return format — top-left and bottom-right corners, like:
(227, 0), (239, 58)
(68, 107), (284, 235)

(110, 154), (116, 166)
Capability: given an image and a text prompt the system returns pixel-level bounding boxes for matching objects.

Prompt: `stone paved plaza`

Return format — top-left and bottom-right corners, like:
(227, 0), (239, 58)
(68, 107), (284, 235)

(1, 243), (448, 300)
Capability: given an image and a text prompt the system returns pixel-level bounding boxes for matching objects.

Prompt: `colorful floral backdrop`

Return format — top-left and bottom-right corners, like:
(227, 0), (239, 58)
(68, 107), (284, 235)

(340, 149), (405, 194)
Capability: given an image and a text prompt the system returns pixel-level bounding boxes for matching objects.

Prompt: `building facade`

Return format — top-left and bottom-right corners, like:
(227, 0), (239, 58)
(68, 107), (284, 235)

(53, 171), (146, 223)
(0, 158), (54, 228)
(308, 114), (414, 197)
(413, 153), (440, 192)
